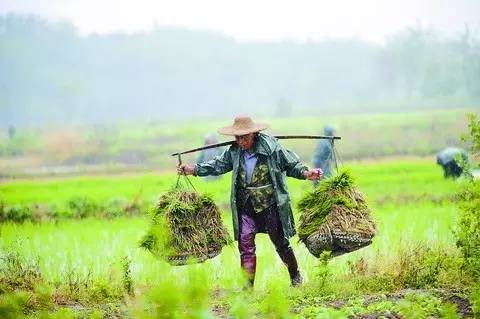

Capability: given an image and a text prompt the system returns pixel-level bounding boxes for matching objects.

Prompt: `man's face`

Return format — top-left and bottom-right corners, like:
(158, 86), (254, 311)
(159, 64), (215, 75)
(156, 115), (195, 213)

(235, 133), (256, 151)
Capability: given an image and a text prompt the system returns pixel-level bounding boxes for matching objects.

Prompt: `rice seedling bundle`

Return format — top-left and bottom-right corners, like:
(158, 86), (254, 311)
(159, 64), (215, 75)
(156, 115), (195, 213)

(298, 170), (376, 257)
(140, 189), (231, 265)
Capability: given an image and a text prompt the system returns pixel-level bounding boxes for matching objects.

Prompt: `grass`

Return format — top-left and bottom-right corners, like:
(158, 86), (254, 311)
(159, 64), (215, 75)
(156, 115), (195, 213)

(0, 108), (476, 176)
(0, 157), (472, 317)
(0, 158), (459, 207)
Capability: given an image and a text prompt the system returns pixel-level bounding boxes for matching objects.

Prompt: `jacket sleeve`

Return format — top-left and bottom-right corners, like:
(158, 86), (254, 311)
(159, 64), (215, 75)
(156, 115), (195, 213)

(195, 147), (233, 176)
(277, 145), (308, 179)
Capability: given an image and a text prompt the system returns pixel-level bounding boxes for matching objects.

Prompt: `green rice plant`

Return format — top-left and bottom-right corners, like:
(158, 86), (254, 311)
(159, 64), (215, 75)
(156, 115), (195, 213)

(228, 292), (256, 319)
(297, 169), (376, 257)
(37, 307), (76, 319)
(140, 188), (231, 265)
(0, 158), (473, 317)
(258, 281), (291, 319)
(297, 170), (357, 240)
(33, 284), (54, 311)
(0, 205), (33, 223)
(0, 290), (29, 319)
(68, 197), (99, 219)
(312, 251), (333, 291)
(134, 265), (214, 319)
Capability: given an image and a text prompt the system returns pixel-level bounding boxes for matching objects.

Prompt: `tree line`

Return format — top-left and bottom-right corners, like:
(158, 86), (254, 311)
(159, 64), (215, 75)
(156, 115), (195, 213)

(1, 14), (479, 126)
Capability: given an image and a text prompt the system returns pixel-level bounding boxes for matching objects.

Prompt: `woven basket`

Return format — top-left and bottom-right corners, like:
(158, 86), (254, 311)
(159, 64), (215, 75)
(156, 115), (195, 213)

(304, 205), (376, 257)
(166, 247), (222, 266)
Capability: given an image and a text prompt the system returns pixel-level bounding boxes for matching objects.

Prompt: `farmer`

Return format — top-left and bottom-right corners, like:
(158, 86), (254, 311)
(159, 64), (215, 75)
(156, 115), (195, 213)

(196, 133), (223, 180)
(436, 147), (468, 179)
(312, 125), (336, 180)
(177, 116), (322, 287)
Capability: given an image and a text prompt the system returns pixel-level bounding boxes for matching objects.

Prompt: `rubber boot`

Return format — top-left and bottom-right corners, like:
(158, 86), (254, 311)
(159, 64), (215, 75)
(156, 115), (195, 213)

(278, 247), (302, 286)
(240, 255), (256, 288)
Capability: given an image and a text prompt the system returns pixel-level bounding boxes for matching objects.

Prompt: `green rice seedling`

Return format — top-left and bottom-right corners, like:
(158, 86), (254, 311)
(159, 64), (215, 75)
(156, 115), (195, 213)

(140, 188), (231, 265)
(37, 307), (76, 319)
(134, 265), (214, 319)
(33, 284), (54, 311)
(0, 291), (29, 319)
(259, 281), (292, 319)
(297, 169), (376, 258)
(228, 292), (256, 319)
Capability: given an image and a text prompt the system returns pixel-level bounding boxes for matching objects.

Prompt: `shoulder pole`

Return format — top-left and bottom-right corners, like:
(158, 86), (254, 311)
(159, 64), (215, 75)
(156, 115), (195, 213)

(171, 135), (341, 156)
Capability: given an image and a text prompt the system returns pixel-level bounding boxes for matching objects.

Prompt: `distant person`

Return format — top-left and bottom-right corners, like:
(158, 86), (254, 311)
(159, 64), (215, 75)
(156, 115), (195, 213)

(8, 125), (15, 140)
(312, 126), (336, 181)
(197, 133), (223, 180)
(436, 147), (468, 179)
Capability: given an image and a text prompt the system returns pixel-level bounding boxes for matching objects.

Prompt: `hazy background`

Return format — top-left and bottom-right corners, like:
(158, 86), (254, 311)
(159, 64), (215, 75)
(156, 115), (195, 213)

(0, 1), (479, 176)
(0, 0), (479, 126)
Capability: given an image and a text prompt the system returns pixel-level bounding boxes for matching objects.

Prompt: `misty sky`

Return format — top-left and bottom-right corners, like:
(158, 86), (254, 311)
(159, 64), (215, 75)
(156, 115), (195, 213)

(1, 0), (479, 42)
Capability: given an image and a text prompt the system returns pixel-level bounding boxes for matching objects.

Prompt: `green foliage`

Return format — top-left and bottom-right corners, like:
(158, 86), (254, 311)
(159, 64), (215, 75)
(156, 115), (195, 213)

(37, 307), (76, 319)
(0, 159), (475, 317)
(34, 284), (54, 311)
(0, 291), (29, 319)
(455, 114), (480, 281)
(312, 251), (333, 291)
(140, 189), (231, 263)
(297, 170), (358, 241)
(397, 292), (459, 319)
(455, 180), (480, 280)
(0, 195), (147, 223)
(228, 292), (256, 319)
(0, 250), (42, 291)
(394, 245), (467, 289)
(259, 282), (291, 319)
(471, 283), (480, 317)
(135, 266), (213, 319)
(463, 113), (480, 157)
(121, 256), (134, 296)
(0, 203), (33, 223)
(350, 245), (468, 291)
(68, 197), (99, 219)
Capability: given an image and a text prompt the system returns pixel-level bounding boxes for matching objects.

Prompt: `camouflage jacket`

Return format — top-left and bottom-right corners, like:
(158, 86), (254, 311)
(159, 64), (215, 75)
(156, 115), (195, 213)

(195, 133), (308, 240)
(237, 154), (275, 213)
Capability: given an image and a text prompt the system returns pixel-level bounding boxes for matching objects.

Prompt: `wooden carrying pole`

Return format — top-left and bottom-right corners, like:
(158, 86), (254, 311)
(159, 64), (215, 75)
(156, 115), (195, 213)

(171, 135), (341, 156)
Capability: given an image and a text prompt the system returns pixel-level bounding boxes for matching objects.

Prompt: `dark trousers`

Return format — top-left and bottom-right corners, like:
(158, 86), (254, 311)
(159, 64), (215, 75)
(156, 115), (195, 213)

(238, 202), (299, 285)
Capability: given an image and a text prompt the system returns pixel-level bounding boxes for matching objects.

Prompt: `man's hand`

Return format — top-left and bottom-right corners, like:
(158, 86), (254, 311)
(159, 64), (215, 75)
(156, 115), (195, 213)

(177, 164), (195, 176)
(303, 168), (323, 180)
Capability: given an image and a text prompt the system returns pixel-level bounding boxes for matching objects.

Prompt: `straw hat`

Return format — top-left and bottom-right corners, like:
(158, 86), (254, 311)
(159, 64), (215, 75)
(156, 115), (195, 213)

(217, 116), (269, 136)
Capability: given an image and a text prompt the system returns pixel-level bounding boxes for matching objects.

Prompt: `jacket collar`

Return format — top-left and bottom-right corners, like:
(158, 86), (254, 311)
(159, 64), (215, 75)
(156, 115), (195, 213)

(252, 133), (276, 156)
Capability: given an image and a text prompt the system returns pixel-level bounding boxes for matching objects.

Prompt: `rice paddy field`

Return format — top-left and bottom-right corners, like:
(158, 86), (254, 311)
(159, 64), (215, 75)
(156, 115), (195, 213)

(0, 109), (479, 318)
(0, 157), (475, 318)
(0, 108), (475, 177)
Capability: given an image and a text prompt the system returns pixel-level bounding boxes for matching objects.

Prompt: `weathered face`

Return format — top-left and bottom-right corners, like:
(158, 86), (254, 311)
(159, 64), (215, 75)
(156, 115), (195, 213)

(235, 133), (256, 151)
